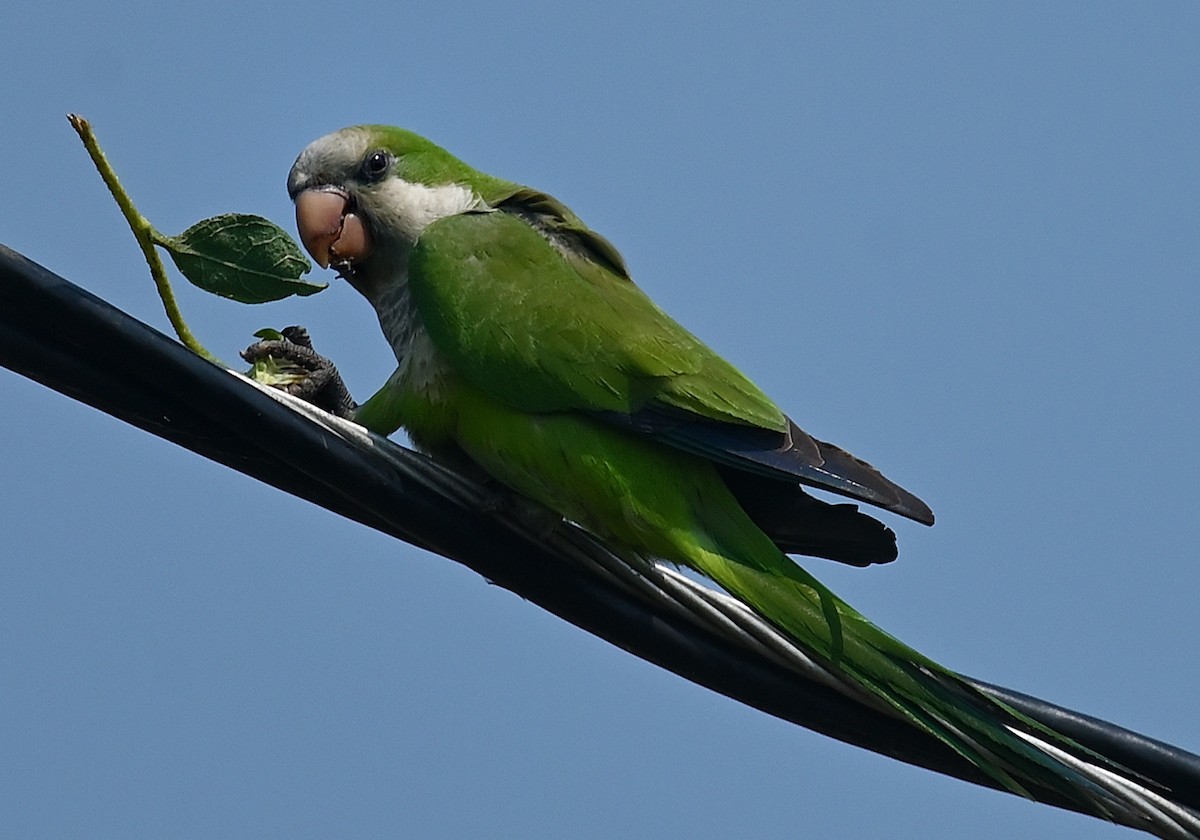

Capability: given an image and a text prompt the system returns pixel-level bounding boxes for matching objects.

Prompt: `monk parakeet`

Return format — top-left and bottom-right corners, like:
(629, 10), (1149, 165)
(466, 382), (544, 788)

(268, 124), (1132, 819)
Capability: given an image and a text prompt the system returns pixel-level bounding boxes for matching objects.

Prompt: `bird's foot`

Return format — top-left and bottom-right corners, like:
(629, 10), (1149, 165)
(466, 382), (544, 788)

(241, 326), (357, 419)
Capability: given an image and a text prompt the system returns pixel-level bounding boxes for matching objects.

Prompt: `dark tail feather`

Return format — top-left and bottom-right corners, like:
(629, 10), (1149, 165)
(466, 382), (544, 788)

(718, 465), (899, 566)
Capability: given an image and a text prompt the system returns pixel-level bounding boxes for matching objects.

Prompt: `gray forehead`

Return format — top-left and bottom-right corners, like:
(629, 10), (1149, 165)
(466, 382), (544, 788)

(287, 127), (372, 196)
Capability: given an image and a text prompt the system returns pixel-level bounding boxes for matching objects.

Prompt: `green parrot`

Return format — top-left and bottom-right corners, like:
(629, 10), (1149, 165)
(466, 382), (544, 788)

(274, 124), (1124, 818)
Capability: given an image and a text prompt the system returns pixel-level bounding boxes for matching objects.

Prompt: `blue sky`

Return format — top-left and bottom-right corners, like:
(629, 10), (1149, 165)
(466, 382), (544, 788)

(2, 4), (1198, 838)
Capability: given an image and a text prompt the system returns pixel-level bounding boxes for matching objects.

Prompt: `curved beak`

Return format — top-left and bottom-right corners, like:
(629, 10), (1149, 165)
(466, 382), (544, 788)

(294, 187), (374, 269)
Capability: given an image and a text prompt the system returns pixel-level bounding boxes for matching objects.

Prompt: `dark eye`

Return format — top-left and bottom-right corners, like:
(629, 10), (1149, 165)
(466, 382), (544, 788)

(361, 150), (391, 181)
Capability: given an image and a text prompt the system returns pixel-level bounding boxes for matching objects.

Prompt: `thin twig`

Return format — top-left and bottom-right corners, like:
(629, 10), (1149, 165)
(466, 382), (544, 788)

(67, 114), (217, 362)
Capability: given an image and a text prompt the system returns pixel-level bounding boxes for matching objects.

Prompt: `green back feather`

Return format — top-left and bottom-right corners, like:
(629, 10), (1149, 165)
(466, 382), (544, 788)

(408, 208), (786, 431)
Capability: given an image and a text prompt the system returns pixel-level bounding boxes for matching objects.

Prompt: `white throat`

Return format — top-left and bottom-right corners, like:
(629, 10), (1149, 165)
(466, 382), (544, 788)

(350, 179), (483, 408)
(369, 260), (449, 409)
(372, 178), (482, 244)
(361, 176), (482, 362)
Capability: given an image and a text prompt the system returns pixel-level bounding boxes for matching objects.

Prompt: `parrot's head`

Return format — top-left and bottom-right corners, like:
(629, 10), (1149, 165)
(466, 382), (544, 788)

(287, 125), (508, 296)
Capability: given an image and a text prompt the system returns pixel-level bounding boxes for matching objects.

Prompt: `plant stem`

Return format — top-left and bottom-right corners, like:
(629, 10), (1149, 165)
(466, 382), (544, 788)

(67, 114), (218, 363)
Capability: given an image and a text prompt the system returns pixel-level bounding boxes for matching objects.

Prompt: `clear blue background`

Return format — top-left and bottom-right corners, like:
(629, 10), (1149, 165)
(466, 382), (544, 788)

(3, 4), (1197, 838)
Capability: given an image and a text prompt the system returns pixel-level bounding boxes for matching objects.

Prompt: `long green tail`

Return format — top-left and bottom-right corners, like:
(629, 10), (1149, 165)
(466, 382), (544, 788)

(673, 487), (1130, 819)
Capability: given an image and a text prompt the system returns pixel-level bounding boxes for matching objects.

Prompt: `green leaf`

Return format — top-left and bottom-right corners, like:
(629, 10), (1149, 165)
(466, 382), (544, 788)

(155, 214), (325, 304)
(253, 327), (286, 341)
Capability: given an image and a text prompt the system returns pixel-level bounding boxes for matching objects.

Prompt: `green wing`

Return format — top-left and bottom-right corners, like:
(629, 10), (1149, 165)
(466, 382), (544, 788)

(408, 202), (933, 524)
(409, 206), (786, 431)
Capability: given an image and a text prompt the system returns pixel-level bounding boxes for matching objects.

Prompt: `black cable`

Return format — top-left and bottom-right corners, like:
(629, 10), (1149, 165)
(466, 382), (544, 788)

(3, 244), (1198, 832)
